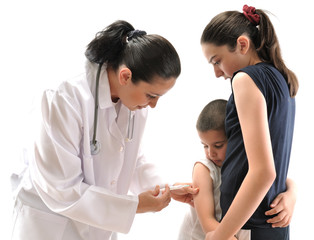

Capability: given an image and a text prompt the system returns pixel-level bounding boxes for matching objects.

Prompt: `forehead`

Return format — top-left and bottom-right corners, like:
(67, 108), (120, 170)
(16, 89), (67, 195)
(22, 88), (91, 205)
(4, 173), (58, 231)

(136, 76), (176, 95)
(198, 129), (226, 144)
(202, 43), (230, 62)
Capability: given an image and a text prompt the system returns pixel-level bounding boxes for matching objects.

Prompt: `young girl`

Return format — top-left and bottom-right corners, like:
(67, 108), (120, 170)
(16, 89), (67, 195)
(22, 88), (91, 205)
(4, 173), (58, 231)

(201, 5), (298, 240)
(178, 100), (296, 240)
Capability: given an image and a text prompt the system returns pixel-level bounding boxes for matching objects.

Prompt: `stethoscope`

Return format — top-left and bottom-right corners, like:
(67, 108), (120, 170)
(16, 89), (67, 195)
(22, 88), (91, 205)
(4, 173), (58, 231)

(90, 63), (135, 155)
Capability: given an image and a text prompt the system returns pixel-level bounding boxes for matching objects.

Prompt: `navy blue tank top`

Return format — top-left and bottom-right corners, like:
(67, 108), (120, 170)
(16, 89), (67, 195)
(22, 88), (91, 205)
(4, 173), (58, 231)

(221, 62), (295, 228)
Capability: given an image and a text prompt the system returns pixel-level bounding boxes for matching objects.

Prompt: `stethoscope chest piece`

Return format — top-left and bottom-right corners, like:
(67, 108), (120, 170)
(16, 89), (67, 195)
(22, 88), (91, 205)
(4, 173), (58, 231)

(90, 140), (101, 155)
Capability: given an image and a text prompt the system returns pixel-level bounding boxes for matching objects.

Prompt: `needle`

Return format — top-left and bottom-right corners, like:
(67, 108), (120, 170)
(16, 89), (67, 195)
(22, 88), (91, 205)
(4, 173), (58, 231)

(160, 184), (190, 192)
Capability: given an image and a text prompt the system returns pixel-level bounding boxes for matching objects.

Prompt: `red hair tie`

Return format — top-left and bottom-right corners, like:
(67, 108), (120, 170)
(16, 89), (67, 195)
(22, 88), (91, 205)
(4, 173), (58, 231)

(243, 4), (260, 26)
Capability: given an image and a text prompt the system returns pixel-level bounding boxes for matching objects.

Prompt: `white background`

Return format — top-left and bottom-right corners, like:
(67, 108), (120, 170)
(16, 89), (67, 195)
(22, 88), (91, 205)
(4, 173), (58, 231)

(1, 0), (313, 239)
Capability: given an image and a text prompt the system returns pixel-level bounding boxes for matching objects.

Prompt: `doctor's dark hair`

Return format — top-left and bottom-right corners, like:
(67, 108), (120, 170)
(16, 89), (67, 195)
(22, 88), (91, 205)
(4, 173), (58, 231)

(200, 8), (298, 97)
(85, 20), (181, 83)
(196, 99), (227, 133)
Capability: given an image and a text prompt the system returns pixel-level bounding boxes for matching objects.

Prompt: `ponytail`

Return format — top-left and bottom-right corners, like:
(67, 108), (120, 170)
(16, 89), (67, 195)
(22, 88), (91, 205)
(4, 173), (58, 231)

(85, 20), (181, 84)
(201, 6), (299, 97)
(255, 10), (299, 97)
(85, 20), (133, 67)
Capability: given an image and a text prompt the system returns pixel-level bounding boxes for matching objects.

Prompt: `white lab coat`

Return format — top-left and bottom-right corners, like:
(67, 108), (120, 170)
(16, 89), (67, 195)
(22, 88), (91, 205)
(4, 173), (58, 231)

(11, 62), (163, 240)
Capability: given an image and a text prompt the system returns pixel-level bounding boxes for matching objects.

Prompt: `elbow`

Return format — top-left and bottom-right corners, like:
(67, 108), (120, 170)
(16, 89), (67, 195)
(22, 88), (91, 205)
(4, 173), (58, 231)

(262, 167), (276, 187)
(202, 219), (220, 233)
(251, 165), (276, 188)
(268, 169), (276, 185)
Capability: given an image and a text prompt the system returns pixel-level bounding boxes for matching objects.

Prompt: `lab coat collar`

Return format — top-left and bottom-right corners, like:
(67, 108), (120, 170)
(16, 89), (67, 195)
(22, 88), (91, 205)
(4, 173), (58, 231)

(85, 61), (114, 110)
(85, 61), (136, 119)
(99, 65), (114, 110)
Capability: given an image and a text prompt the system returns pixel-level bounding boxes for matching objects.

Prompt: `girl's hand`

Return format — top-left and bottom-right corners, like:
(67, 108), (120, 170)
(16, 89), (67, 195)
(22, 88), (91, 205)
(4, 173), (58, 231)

(136, 185), (171, 213)
(265, 187), (297, 227)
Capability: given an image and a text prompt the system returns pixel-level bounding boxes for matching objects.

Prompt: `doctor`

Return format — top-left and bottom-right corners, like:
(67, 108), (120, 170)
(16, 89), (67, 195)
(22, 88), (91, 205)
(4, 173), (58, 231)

(11, 20), (196, 240)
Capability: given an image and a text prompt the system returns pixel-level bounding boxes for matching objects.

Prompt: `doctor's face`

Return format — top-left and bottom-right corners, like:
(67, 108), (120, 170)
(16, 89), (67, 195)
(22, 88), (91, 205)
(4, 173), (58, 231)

(122, 76), (176, 110)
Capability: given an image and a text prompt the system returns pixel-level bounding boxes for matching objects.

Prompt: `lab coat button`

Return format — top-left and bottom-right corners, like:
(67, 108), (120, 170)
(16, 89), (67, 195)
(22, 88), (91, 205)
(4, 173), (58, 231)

(111, 180), (116, 185)
(120, 146), (124, 152)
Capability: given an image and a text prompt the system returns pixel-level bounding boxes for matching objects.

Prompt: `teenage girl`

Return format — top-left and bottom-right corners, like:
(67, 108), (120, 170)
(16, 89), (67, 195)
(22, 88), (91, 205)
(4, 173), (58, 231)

(201, 5), (298, 240)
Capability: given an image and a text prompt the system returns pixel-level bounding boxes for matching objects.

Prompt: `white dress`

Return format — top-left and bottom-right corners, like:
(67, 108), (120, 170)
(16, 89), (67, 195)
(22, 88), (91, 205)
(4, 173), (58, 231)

(177, 159), (221, 240)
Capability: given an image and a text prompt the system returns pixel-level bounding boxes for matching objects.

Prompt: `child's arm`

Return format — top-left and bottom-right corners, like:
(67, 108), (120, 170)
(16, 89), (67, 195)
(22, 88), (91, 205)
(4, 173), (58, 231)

(193, 162), (237, 240)
(265, 178), (297, 227)
(207, 73), (277, 240)
(193, 162), (219, 232)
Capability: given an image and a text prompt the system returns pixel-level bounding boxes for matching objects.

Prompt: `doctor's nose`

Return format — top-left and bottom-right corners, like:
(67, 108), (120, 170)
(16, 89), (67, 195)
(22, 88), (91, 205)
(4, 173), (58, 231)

(148, 97), (159, 108)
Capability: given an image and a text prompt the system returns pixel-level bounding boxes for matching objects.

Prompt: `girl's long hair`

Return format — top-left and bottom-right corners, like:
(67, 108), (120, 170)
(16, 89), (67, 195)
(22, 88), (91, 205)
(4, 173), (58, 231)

(201, 9), (298, 97)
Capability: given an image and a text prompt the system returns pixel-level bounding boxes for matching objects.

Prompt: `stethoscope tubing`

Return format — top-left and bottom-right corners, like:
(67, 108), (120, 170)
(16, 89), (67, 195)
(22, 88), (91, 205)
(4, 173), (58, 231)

(90, 63), (134, 155)
(90, 63), (103, 155)
(91, 63), (103, 146)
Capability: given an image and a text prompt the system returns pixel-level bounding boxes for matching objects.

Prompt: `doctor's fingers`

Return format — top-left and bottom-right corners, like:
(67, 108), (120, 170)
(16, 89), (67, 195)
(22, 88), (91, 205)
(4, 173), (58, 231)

(151, 186), (171, 212)
(137, 188), (170, 213)
(159, 187), (171, 201)
(155, 192), (171, 212)
(185, 186), (199, 195)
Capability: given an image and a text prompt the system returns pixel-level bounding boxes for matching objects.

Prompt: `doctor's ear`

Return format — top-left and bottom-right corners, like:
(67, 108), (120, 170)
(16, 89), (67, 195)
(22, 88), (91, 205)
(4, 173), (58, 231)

(119, 67), (132, 86)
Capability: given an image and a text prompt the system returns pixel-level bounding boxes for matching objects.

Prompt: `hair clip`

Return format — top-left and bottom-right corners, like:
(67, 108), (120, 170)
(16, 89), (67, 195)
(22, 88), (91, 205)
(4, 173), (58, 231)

(126, 29), (147, 42)
(243, 4), (260, 26)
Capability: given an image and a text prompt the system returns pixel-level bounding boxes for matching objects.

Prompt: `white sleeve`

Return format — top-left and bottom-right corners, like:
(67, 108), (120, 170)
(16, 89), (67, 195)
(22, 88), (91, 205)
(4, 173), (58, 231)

(128, 147), (164, 195)
(30, 88), (138, 234)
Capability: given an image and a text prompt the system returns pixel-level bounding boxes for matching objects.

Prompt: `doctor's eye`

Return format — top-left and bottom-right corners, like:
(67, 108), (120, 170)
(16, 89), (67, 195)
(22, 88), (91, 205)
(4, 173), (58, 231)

(146, 94), (157, 99)
(214, 60), (220, 66)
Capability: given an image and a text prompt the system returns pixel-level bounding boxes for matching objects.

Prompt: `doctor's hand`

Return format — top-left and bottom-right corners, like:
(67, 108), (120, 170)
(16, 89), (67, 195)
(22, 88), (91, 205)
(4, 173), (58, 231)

(136, 185), (171, 213)
(170, 183), (199, 207)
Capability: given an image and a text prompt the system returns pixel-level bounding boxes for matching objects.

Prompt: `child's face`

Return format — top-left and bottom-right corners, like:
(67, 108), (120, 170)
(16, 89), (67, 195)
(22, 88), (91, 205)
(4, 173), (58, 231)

(198, 129), (227, 167)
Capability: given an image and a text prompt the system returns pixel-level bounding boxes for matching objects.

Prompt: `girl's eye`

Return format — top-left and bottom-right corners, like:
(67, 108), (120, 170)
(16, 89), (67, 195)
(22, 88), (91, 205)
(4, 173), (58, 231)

(203, 145), (209, 149)
(214, 60), (220, 65)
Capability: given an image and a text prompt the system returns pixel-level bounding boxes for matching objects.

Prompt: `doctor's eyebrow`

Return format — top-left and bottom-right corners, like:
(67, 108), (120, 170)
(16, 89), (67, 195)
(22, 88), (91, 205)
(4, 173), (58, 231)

(209, 55), (217, 64)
